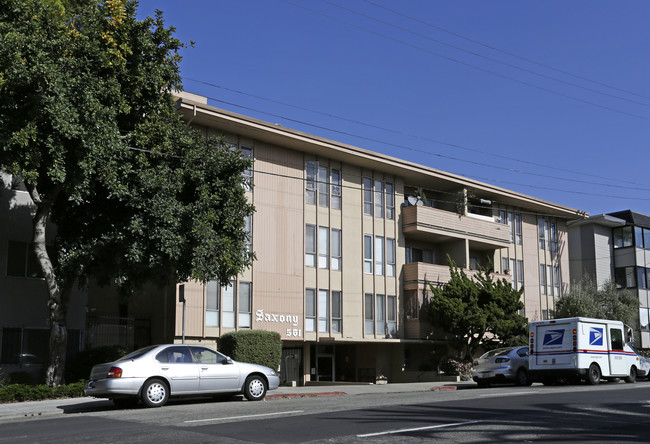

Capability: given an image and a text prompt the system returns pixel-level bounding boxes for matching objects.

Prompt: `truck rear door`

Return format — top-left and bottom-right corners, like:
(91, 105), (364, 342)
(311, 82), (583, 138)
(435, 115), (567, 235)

(534, 322), (573, 366)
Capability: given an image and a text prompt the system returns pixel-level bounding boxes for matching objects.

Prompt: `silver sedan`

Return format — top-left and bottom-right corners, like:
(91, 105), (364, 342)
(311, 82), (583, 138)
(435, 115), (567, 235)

(471, 345), (532, 387)
(85, 344), (280, 407)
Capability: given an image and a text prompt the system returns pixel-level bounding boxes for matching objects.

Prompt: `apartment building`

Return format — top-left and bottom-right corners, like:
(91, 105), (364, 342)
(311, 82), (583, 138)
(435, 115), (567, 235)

(171, 92), (582, 384)
(0, 92), (584, 383)
(568, 210), (650, 348)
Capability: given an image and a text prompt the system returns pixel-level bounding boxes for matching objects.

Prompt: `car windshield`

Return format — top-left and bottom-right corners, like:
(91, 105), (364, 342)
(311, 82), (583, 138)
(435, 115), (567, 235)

(117, 345), (159, 361)
(480, 347), (514, 358)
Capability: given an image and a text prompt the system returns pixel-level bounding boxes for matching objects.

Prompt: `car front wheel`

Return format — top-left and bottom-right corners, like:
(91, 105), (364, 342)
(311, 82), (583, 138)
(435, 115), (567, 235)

(141, 378), (169, 407)
(244, 375), (267, 401)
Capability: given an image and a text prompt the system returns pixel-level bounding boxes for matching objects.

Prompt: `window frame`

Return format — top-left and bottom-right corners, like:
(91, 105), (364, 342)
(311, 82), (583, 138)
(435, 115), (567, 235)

(363, 177), (373, 216)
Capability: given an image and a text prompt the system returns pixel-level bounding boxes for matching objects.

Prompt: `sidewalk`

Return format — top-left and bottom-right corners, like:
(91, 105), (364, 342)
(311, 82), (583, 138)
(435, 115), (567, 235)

(0, 380), (473, 422)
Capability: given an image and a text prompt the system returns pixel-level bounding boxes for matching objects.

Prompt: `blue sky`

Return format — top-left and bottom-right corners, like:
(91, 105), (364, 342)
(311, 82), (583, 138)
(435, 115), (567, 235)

(137, 0), (650, 217)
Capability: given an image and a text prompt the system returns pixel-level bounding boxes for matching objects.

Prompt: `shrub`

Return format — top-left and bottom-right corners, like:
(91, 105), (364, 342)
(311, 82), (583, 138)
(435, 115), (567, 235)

(439, 358), (473, 376)
(219, 330), (282, 371)
(0, 381), (86, 403)
(65, 345), (127, 383)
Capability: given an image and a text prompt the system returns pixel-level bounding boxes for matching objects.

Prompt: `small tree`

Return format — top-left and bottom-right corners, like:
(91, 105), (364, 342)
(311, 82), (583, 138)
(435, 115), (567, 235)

(425, 261), (527, 361)
(554, 275), (639, 327)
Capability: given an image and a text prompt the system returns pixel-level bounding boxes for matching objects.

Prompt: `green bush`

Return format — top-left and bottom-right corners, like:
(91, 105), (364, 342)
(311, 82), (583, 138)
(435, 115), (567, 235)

(0, 381), (86, 403)
(219, 330), (282, 371)
(65, 345), (127, 383)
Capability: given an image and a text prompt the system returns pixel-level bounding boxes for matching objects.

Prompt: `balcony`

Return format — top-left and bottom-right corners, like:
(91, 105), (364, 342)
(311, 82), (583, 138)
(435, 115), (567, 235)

(402, 205), (510, 249)
(403, 262), (510, 290)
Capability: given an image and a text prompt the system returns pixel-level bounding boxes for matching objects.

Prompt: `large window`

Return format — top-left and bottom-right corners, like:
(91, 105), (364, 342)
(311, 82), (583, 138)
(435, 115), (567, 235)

(306, 225), (316, 267)
(318, 166), (329, 207)
(554, 266), (560, 296)
(515, 214), (522, 245)
(387, 295), (397, 336)
(640, 308), (649, 331)
(376, 294), (386, 336)
(551, 223), (558, 253)
(222, 281), (236, 328)
(538, 219), (547, 250)
(364, 293), (374, 334)
(6, 241), (42, 278)
(540, 265), (546, 295)
(364, 235), (373, 274)
(374, 179), (384, 218)
(332, 229), (341, 271)
(406, 247), (434, 264)
(613, 226), (633, 248)
(241, 145), (253, 191)
(332, 291), (342, 333)
(517, 259), (524, 290)
(306, 289), (316, 332)
(331, 169), (342, 210)
(386, 238), (396, 277)
(318, 226), (329, 269)
(615, 266), (636, 289)
(375, 236), (384, 276)
(239, 282), (252, 328)
(386, 182), (395, 220)
(244, 214), (252, 252)
(306, 161), (317, 205)
(546, 265), (553, 296)
(363, 177), (373, 216)
(318, 289), (329, 333)
(206, 281), (220, 327)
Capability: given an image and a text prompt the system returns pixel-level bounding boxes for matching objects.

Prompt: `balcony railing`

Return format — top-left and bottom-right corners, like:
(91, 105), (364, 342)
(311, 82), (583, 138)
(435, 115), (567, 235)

(402, 205), (510, 247)
(403, 262), (510, 290)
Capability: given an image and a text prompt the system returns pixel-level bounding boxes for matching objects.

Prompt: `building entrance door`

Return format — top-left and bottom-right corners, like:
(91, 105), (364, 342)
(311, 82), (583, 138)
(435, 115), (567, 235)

(317, 355), (333, 381)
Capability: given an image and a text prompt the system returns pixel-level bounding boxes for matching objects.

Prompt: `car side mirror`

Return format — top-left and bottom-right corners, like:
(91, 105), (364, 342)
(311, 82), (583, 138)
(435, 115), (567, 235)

(223, 357), (234, 365)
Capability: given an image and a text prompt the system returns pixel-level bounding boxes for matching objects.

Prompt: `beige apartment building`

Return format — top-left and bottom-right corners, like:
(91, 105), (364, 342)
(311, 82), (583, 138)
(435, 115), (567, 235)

(169, 92), (583, 384)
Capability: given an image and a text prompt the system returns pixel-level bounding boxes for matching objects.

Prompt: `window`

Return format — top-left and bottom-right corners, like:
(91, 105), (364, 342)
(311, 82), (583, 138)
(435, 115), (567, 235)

(364, 293), (374, 334)
(540, 265), (546, 295)
(222, 281), (236, 328)
(239, 282), (252, 328)
(318, 289), (329, 333)
(376, 294), (386, 336)
(515, 214), (522, 245)
(364, 235), (373, 274)
(241, 145), (253, 191)
(538, 219), (546, 250)
(331, 169), (342, 210)
(387, 295), (397, 336)
(517, 260), (524, 290)
(502, 256), (509, 274)
(638, 267), (647, 290)
(615, 266), (636, 289)
(332, 291), (342, 333)
(375, 236), (384, 276)
(306, 225), (316, 267)
(640, 308), (649, 331)
(363, 177), (373, 216)
(244, 215), (252, 252)
(470, 257), (480, 271)
(644, 228), (650, 250)
(509, 212), (515, 243)
(406, 247), (433, 264)
(318, 226), (329, 269)
(206, 281), (220, 327)
(332, 229), (341, 271)
(318, 166), (329, 207)
(306, 289), (316, 332)
(306, 162), (317, 205)
(386, 182), (395, 220)
(554, 266), (560, 296)
(510, 258), (516, 289)
(6, 241), (42, 278)
(636, 226), (645, 248)
(499, 210), (507, 224)
(547, 265), (553, 296)
(374, 179), (384, 218)
(551, 223), (558, 252)
(386, 238), (396, 277)
(610, 328), (624, 351)
(613, 226), (633, 248)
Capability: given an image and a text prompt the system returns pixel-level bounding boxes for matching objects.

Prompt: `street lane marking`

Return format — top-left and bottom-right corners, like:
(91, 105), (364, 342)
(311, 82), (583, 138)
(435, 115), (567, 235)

(184, 410), (304, 423)
(357, 420), (481, 437)
(0, 437), (28, 441)
(480, 391), (538, 397)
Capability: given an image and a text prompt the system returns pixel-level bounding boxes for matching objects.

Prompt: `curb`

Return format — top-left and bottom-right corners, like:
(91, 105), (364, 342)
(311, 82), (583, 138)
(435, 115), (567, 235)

(430, 386), (457, 391)
(267, 391), (348, 400)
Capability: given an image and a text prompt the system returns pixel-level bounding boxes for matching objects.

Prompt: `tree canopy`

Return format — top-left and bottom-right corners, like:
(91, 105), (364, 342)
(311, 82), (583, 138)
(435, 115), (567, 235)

(425, 262), (527, 361)
(553, 275), (639, 327)
(0, 0), (254, 385)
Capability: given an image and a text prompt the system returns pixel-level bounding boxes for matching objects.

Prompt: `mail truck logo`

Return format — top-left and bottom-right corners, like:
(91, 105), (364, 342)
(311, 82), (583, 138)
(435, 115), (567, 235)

(589, 327), (604, 346)
(543, 329), (564, 346)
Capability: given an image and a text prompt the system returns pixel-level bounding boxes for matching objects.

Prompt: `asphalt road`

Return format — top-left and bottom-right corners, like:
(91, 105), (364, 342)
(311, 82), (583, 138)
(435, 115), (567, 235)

(2, 382), (650, 443)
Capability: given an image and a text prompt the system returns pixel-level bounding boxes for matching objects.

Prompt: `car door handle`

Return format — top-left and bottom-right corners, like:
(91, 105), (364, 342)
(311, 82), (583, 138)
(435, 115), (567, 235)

(201, 367), (209, 371)
(160, 367), (169, 371)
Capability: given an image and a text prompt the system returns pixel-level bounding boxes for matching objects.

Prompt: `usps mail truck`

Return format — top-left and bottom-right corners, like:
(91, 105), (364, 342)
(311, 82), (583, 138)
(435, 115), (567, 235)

(528, 317), (645, 385)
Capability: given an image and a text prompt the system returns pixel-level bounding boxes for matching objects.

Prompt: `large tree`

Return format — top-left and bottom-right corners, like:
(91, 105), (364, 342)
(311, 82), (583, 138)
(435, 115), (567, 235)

(553, 275), (639, 327)
(0, 0), (254, 385)
(425, 262), (527, 361)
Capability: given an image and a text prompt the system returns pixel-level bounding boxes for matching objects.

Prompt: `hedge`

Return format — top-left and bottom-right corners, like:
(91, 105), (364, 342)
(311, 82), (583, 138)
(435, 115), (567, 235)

(219, 330), (282, 371)
(0, 382), (86, 403)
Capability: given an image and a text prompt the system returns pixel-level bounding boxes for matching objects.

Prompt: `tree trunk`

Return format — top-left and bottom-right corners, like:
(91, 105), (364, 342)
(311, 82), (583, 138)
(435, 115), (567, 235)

(29, 184), (67, 386)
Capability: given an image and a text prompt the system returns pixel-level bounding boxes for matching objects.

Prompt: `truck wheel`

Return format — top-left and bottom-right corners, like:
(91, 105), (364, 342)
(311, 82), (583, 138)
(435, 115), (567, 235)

(587, 364), (601, 385)
(625, 367), (637, 383)
(515, 369), (529, 386)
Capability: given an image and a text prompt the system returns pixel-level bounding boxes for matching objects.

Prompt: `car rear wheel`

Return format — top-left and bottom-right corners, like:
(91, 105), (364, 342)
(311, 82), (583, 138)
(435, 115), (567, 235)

(141, 378), (169, 407)
(243, 375), (267, 401)
(625, 367), (637, 384)
(587, 364), (601, 385)
(515, 368), (530, 386)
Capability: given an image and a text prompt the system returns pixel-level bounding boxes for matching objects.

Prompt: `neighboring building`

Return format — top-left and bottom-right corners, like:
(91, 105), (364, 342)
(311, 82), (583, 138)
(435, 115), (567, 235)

(0, 92), (583, 384)
(568, 210), (650, 348)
